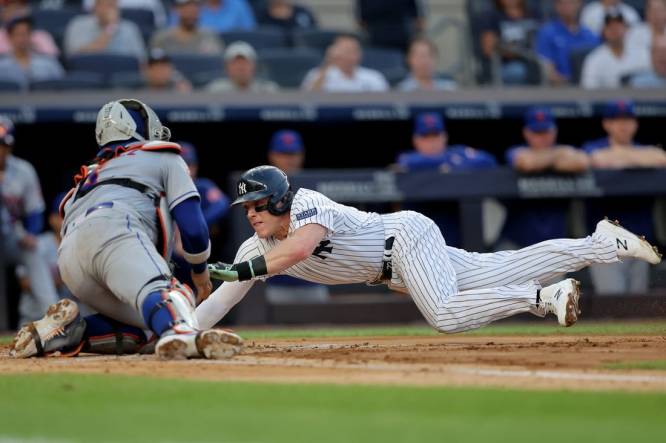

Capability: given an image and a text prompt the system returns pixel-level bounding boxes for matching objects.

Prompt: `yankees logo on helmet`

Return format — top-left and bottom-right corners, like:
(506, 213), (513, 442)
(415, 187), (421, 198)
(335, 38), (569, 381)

(238, 182), (247, 195)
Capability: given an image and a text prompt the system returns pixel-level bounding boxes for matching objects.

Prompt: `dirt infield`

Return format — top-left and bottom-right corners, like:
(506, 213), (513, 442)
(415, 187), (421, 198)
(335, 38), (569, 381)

(2, 334), (665, 392)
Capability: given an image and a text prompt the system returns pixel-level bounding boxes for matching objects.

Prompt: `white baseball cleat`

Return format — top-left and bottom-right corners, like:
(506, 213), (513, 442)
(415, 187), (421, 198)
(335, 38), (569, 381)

(155, 329), (243, 360)
(10, 299), (85, 358)
(595, 218), (662, 265)
(539, 278), (581, 327)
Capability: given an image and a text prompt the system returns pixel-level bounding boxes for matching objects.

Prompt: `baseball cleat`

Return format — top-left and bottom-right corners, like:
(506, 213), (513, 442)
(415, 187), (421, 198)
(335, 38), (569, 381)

(539, 278), (581, 327)
(595, 218), (662, 265)
(155, 329), (243, 360)
(10, 299), (85, 358)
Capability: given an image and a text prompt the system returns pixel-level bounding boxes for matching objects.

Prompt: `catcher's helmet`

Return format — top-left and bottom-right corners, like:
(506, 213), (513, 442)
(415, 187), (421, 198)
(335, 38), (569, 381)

(232, 165), (293, 216)
(95, 98), (171, 147)
(0, 116), (15, 147)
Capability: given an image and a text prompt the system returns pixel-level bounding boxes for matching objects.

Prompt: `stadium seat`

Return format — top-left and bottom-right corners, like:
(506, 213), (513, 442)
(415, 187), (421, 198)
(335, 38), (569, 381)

(66, 54), (140, 83)
(0, 80), (23, 92)
(30, 72), (105, 91)
(121, 8), (155, 44)
(220, 27), (289, 50)
(361, 48), (407, 86)
(108, 71), (144, 89)
(569, 46), (595, 85)
(293, 29), (361, 52)
(168, 54), (222, 86)
(32, 8), (81, 49)
(258, 49), (321, 88)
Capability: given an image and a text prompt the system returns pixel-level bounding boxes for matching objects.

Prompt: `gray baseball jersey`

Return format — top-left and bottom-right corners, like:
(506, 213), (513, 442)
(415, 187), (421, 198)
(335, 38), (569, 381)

(1, 155), (45, 237)
(58, 142), (200, 328)
(197, 188), (620, 331)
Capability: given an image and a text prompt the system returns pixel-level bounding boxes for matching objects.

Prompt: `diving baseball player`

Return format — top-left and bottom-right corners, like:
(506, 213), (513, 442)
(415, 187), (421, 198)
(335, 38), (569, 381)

(197, 165), (662, 332)
(0, 116), (61, 321)
(10, 99), (242, 360)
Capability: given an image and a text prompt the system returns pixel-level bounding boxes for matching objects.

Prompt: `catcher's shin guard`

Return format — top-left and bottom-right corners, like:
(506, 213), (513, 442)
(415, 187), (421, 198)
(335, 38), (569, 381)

(10, 299), (86, 358)
(141, 280), (199, 337)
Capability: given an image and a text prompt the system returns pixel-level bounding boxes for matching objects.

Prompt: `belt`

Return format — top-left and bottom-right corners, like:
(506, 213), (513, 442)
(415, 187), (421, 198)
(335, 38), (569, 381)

(369, 236), (395, 285)
(64, 201), (114, 235)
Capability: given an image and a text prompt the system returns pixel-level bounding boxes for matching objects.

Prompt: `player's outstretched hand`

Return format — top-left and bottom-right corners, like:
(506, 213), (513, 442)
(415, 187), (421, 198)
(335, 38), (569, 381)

(191, 268), (213, 304)
(208, 262), (240, 282)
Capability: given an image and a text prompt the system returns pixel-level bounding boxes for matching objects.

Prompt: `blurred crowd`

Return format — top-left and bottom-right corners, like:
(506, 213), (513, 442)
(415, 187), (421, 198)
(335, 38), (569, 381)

(1, 0), (663, 91)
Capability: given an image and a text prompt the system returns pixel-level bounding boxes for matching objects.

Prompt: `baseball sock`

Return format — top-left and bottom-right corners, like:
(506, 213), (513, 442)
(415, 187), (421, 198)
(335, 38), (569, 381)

(141, 290), (179, 337)
(83, 313), (147, 355)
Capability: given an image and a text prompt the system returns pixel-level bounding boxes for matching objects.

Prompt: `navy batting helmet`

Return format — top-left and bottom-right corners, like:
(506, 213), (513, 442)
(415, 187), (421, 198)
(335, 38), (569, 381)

(232, 165), (294, 216)
(0, 116), (15, 147)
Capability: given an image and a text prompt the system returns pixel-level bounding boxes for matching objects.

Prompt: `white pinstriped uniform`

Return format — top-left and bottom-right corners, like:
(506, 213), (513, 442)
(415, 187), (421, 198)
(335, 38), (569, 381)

(197, 188), (619, 332)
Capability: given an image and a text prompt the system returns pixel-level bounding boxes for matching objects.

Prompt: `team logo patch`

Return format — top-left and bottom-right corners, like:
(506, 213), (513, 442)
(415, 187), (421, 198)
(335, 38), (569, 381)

(238, 182), (247, 195)
(296, 208), (318, 221)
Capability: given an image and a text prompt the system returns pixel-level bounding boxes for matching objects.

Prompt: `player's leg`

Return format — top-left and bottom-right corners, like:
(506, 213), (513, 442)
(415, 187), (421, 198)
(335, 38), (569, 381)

(391, 215), (567, 333)
(448, 218), (660, 291)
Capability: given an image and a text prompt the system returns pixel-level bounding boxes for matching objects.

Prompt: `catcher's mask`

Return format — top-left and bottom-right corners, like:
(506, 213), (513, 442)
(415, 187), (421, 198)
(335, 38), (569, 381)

(233, 165), (293, 216)
(95, 98), (171, 147)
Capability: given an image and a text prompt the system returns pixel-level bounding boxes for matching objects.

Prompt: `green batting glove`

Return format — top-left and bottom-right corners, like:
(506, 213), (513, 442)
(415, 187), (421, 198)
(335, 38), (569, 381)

(208, 262), (240, 282)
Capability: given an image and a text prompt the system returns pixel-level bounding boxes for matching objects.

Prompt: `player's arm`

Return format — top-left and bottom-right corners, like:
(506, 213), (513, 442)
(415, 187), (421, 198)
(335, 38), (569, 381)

(209, 223), (327, 282)
(512, 148), (557, 173)
(552, 146), (590, 173)
(590, 147), (666, 169)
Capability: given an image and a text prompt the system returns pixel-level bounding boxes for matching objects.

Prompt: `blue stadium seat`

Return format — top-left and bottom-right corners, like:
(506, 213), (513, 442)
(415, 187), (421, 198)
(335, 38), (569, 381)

(30, 72), (105, 91)
(121, 8), (155, 43)
(0, 79), (23, 92)
(66, 54), (140, 86)
(361, 47), (407, 86)
(108, 71), (144, 89)
(32, 8), (81, 48)
(169, 54), (222, 85)
(258, 49), (321, 88)
(220, 27), (289, 50)
(293, 29), (362, 52)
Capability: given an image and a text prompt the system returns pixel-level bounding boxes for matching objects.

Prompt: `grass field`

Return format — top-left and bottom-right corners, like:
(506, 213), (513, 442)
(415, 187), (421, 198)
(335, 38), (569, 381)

(0, 374), (664, 443)
(1, 322), (665, 443)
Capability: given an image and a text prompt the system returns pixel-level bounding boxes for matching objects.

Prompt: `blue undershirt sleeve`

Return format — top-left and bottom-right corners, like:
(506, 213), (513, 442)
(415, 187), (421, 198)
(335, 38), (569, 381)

(171, 197), (210, 273)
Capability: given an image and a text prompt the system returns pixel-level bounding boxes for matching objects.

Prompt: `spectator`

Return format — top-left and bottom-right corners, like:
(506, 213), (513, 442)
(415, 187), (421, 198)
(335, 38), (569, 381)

(151, 0), (224, 55)
(627, 0), (666, 51)
(581, 9), (650, 88)
(83, 0), (167, 28)
(64, 0), (147, 62)
(142, 48), (192, 92)
(395, 113), (497, 247)
(582, 100), (666, 295)
(206, 41), (278, 92)
(630, 35), (666, 87)
(255, 0), (317, 32)
(0, 16), (64, 89)
(396, 37), (456, 91)
(356, 0), (425, 52)
(264, 129), (330, 304)
(0, 116), (60, 324)
(536, 0), (600, 85)
(0, 0), (59, 57)
(301, 34), (389, 92)
(172, 0), (256, 33)
(581, 0), (641, 36)
(479, 0), (540, 85)
(499, 107), (589, 249)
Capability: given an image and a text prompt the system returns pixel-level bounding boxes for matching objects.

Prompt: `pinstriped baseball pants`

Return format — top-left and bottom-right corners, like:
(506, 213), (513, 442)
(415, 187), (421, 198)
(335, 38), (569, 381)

(382, 212), (618, 333)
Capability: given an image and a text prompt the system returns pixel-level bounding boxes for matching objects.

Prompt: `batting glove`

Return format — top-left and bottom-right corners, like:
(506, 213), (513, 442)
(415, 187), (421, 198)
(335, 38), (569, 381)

(208, 262), (240, 282)
(209, 256), (268, 282)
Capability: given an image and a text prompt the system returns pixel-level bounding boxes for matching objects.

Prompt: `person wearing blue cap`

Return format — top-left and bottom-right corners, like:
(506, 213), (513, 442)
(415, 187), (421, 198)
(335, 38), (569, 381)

(582, 100), (666, 295)
(265, 129), (330, 304)
(499, 107), (589, 249)
(395, 112), (497, 247)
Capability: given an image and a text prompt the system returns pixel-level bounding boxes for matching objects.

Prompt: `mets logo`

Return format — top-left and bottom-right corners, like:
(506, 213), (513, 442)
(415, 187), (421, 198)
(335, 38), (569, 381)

(296, 208), (318, 221)
(238, 182), (247, 195)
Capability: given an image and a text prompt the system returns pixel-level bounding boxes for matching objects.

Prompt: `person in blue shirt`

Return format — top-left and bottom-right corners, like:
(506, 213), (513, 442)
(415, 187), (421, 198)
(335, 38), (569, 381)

(170, 0), (256, 33)
(583, 100), (666, 295)
(536, 0), (600, 85)
(499, 107), (589, 249)
(396, 112), (497, 247)
(265, 129), (330, 304)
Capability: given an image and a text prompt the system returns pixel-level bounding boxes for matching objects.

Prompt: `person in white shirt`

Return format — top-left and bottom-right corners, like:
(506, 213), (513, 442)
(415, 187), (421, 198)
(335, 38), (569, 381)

(580, 0), (641, 35)
(581, 9), (649, 88)
(626, 0), (666, 52)
(301, 34), (389, 92)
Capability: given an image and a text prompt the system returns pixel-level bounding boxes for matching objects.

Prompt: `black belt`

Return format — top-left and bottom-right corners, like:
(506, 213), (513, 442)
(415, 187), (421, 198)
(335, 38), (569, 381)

(380, 236), (395, 281)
